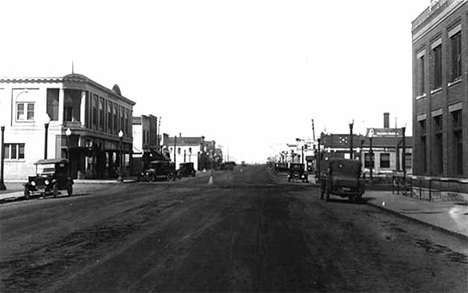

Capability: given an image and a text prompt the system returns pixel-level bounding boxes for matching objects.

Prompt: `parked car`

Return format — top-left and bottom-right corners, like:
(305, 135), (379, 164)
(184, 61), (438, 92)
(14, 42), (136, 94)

(140, 160), (176, 182)
(177, 162), (196, 178)
(222, 161), (236, 171)
(319, 158), (365, 202)
(24, 158), (74, 199)
(288, 163), (308, 183)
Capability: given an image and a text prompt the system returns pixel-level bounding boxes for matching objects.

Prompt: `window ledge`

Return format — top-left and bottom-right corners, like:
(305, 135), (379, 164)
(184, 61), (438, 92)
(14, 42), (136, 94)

(430, 87), (442, 94)
(448, 78), (462, 87)
(416, 94), (427, 100)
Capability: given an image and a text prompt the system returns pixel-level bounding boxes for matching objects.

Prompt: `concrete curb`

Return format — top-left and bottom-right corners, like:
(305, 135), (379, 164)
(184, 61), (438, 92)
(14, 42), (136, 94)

(366, 200), (468, 241)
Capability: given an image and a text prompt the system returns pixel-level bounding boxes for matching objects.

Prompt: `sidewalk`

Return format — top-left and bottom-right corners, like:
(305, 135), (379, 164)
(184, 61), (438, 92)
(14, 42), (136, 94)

(366, 190), (468, 240)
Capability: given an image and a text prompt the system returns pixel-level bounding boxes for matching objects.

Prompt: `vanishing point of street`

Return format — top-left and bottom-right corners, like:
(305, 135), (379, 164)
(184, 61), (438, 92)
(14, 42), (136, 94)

(1, 165), (467, 293)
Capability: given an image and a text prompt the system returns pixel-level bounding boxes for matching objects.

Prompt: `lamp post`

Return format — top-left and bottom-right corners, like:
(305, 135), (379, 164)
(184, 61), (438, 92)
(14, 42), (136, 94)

(44, 115), (51, 159)
(66, 128), (72, 177)
(369, 130), (374, 184)
(117, 130), (124, 182)
(173, 135), (177, 167)
(0, 126), (6, 190)
(349, 119), (354, 159)
(402, 126), (406, 188)
(317, 138), (321, 179)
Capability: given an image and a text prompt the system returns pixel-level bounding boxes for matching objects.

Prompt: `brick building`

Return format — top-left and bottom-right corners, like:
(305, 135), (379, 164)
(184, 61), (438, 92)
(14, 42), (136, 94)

(412, 0), (467, 178)
(0, 73), (135, 180)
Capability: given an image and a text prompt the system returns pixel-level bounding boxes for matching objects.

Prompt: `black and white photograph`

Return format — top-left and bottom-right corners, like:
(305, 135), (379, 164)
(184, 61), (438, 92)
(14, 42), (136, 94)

(0, 0), (467, 292)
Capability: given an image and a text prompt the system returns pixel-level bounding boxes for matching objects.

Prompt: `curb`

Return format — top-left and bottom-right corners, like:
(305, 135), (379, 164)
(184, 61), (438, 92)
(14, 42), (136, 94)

(366, 200), (468, 241)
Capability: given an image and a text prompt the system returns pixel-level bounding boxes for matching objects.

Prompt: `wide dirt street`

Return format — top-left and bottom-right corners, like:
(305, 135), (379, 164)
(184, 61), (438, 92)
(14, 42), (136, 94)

(1, 165), (467, 292)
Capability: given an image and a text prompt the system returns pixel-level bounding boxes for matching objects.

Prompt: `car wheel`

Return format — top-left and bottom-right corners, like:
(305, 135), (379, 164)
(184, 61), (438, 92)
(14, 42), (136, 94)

(292, 171), (300, 179)
(24, 187), (30, 200)
(67, 185), (73, 196)
(148, 174), (155, 182)
(53, 184), (59, 198)
(167, 173), (174, 181)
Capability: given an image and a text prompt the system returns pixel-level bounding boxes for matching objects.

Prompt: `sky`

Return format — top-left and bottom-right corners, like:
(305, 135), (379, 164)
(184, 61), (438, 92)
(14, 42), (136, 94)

(0, 0), (431, 163)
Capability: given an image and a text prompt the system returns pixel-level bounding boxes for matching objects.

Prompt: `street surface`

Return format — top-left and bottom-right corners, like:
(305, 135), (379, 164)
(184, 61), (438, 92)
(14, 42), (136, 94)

(1, 165), (467, 292)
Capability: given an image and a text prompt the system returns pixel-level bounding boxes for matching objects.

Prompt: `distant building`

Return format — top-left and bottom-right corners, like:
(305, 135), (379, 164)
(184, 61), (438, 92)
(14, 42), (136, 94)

(132, 115), (168, 173)
(162, 134), (206, 170)
(319, 113), (412, 175)
(412, 0), (467, 178)
(0, 73), (135, 180)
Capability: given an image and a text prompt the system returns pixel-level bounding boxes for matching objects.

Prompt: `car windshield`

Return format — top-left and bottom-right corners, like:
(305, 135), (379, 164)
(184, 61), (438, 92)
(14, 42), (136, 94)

(291, 164), (303, 170)
(37, 163), (56, 175)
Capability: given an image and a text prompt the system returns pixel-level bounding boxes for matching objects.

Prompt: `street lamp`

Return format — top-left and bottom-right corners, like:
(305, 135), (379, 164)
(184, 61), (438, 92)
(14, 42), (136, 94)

(117, 130), (124, 182)
(349, 119), (354, 159)
(0, 126), (6, 190)
(44, 114), (51, 159)
(402, 126), (406, 189)
(66, 128), (72, 177)
(369, 129), (374, 184)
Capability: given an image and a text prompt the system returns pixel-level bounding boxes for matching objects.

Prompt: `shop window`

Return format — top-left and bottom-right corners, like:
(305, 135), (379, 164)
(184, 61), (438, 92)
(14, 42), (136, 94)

(364, 153), (374, 168)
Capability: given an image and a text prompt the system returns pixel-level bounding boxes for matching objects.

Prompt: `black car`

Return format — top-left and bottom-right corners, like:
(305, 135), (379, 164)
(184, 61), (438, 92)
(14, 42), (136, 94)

(319, 158), (365, 202)
(288, 163), (309, 183)
(222, 161), (236, 171)
(24, 158), (74, 199)
(140, 160), (176, 182)
(177, 162), (196, 178)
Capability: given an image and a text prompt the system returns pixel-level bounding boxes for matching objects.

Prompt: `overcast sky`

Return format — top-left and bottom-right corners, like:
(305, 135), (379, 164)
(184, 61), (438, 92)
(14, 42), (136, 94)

(1, 0), (430, 163)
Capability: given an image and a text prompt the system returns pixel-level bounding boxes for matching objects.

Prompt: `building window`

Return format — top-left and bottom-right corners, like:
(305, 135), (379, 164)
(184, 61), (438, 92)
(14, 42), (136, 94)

(451, 32), (462, 82)
(178, 147), (181, 154)
(380, 153), (390, 168)
(418, 55), (425, 95)
(364, 153), (374, 168)
(4, 143), (25, 160)
(46, 89), (59, 121)
(114, 104), (118, 133)
(16, 103), (35, 121)
(432, 45), (442, 89)
(419, 119), (426, 135)
(421, 136), (427, 173)
(107, 101), (113, 132)
(120, 106), (125, 134)
(99, 98), (104, 129)
(452, 110), (463, 175)
(433, 115), (443, 174)
(125, 109), (129, 135)
(189, 147), (192, 154)
(92, 95), (98, 128)
(405, 153), (412, 170)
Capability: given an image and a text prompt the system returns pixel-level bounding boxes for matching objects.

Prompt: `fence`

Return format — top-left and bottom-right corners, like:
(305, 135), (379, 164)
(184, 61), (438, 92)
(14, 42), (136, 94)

(392, 174), (468, 202)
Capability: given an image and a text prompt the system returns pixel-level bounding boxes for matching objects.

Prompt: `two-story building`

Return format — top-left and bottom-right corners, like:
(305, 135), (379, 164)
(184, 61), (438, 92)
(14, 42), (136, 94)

(0, 73), (135, 180)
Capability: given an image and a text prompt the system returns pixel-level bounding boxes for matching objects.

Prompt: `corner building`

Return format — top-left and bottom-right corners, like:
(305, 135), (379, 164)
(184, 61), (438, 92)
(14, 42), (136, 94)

(412, 0), (468, 178)
(0, 73), (135, 180)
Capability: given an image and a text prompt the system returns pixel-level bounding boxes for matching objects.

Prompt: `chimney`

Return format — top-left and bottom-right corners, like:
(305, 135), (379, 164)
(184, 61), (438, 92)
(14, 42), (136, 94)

(384, 112), (390, 128)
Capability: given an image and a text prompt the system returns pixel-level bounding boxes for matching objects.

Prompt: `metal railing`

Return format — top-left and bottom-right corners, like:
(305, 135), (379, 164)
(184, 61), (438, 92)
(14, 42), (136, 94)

(392, 174), (468, 201)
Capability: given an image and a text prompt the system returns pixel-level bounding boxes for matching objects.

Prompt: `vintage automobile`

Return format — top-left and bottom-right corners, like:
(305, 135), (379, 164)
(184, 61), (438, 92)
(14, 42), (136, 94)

(222, 161), (236, 171)
(140, 160), (177, 182)
(177, 162), (196, 178)
(288, 163), (309, 183)
(319, 158), (365, 202)
(24, 158), (74, 199)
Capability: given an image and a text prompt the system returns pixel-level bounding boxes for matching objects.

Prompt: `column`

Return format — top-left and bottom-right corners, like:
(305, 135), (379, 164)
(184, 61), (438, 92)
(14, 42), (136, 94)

(80, 91), (86, 127)
(58, 89), (64, 124)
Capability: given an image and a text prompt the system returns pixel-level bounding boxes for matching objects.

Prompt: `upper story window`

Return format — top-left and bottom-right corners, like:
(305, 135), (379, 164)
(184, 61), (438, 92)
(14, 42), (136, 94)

(419, 119), (426, 136)
(380, 153), (390, 168)
(16, 102), (35, 121)
(416, 50), (425, 96)
(46, 89), (59, 121)
(450, 31), (462, 82)
(113, 104), (118, 133)
(92, 95), (98, 127)
(99, 97), (104, 129)
(107, 101), (113, 132)
(433, 115), (443, 134)
(432, 42), (442, 90)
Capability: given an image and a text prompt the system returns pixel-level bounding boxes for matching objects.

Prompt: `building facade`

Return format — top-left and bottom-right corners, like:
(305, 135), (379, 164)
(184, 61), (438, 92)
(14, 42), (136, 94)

(412, 0), (467, 178)
(0, 73), (135, 180)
